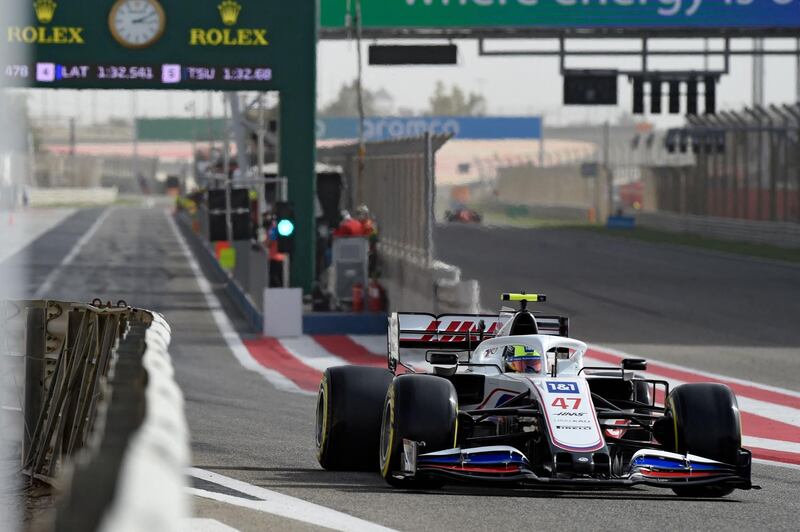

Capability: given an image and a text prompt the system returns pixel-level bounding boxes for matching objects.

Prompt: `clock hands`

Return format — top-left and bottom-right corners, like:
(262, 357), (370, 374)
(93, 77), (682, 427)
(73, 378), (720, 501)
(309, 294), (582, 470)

(132, 13), (157, 24)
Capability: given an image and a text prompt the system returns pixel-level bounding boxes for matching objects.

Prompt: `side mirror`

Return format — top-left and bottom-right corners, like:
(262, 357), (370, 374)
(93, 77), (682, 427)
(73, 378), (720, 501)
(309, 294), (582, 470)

(622, 358), (647, 371)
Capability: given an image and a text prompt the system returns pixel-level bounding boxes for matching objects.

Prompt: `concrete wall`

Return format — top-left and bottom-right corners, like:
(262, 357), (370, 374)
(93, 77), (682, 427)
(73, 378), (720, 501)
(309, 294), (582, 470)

(496, 164), (598, 211)
(28, 187), (118, 206)
(380, 246), (480, 315)
(637, 211), (800, 248)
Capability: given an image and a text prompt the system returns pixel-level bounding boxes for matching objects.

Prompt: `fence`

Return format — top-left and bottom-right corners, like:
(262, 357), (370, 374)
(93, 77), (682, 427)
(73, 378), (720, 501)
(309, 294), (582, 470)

(651, 104), (800, 224)
(319, 135), (481, 312)
(319, 135), (449, 264)
(0, 300), (187, 532)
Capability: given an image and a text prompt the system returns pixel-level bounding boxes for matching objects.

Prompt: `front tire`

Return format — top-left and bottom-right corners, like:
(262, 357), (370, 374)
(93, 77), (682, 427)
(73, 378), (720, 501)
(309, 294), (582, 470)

(666, 383), (741, 498)
(316, 366), (394, 471)
(379, 375), (458, 487)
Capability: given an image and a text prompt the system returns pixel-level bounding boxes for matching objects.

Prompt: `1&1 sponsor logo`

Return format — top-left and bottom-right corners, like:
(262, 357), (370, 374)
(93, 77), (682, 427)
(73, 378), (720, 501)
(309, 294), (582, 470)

(546, 381), (580, 394)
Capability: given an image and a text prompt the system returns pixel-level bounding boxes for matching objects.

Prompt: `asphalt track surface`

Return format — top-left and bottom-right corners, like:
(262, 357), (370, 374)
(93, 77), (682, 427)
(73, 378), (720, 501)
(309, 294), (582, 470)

(5, 205), (800, 531)
(435, 223), (800, 392)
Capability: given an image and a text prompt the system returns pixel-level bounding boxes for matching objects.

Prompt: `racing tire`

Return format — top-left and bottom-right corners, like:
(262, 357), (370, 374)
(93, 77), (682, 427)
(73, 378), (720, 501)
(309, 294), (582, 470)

(379, 375), (458, 488)
(666, 383), (741, 498)
(316, 366), (394, 471)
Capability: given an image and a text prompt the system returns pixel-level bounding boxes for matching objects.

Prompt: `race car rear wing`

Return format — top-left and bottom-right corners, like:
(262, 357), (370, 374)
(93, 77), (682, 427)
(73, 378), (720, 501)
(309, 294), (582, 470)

(388, 312), (570, 373)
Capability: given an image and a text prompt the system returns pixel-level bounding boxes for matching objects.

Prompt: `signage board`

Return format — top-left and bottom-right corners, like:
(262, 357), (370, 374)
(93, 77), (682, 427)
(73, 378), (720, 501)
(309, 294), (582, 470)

(317, 116), (542, 141)
(321, 0), (800, 32)
(1, 0), (307, 90)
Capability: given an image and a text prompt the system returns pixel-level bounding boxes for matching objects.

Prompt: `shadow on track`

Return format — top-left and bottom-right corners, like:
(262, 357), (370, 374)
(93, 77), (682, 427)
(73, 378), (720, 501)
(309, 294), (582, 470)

(194, 465), (741, 503)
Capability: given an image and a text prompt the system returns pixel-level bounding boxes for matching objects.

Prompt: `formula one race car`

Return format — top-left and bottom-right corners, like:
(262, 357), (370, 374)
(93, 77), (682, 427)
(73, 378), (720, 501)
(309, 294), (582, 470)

(444, 207), (482, 224)
(315, 293), (754, 497)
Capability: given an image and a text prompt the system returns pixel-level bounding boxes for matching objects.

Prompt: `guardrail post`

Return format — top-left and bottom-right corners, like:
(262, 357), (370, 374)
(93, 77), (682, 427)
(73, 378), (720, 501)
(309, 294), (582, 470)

(23, 307), (45, 465)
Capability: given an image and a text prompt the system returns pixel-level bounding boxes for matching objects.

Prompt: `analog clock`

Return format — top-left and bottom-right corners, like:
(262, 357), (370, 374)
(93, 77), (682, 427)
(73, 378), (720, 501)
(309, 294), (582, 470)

(109, 0), (166, 49)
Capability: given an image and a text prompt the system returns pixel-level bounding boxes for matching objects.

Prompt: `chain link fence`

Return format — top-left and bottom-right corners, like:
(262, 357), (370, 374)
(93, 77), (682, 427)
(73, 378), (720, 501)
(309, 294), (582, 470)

(651, 104), (800, 224)
(319, 135), (481, 312)
(318, 134), (450, 264)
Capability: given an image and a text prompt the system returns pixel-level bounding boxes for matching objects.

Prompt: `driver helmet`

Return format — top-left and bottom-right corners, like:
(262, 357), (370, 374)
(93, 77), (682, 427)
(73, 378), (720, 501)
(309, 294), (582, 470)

(505, 345), (543, 374)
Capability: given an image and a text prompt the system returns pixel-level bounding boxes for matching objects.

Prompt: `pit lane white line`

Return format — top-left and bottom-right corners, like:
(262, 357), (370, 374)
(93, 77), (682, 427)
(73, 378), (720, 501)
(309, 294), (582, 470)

(188, 468), (396, 532)
(166, 213), (312, 396)
(280, 336), (351, 372)
(0, 208), (76, 265)
(590, 344), (800, 400)
(742, 437), (800, 454)
(34, 207), (112, 298)
(347, 335), (388, 355)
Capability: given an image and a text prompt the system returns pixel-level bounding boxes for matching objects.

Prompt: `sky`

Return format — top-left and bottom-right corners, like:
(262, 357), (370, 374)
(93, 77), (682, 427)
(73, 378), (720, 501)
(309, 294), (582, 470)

(22, 37), (800, 129)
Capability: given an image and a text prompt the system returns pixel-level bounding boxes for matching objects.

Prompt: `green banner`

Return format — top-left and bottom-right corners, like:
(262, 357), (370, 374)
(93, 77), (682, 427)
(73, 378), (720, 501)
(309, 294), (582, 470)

(320, 0), (800, 31)
(136, 118), (227, 142)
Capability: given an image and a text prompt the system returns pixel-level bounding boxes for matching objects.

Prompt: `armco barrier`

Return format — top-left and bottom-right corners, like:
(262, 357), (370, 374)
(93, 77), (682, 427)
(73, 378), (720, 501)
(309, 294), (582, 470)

(380, 246), (481, 314)
(637, 211), (800, 248)
(96, 314), (188, 532)
(28, 187), (119, 207)
(1, 300), (187, 532)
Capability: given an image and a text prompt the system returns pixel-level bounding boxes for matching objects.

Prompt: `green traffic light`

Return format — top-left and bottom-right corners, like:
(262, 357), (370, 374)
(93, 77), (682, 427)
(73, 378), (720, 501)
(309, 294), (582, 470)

(277, 219), (295, 237)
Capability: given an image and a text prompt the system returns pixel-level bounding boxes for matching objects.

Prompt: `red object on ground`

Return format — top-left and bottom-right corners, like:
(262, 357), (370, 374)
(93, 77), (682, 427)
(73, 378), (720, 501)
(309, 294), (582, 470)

(352, 283), (364, 312)
(367, 280), (385, 312)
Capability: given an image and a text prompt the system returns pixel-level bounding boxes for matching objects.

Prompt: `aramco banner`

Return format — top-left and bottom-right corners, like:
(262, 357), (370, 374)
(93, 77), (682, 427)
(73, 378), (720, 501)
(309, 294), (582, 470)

(317, 116), (542, 141)
(321, 0), (800, 31)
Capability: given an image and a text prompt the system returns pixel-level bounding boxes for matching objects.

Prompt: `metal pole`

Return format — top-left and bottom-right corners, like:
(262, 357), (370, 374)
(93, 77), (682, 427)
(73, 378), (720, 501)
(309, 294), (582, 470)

(603, 121), (612, 218)
(223, 94), (231, 178)
(229, 92), (252, 181)
(188, 100), (197, 185)
(257, 92), (267, 231)
(539, 116), (545, 167)
(208, 92), (215, 156)
(753, 39), (765, 107)
(796, 38), (800, 103)
(354, 0), (366, 206)
(424, 132), (435, 267)
(131, 93), (139, 190)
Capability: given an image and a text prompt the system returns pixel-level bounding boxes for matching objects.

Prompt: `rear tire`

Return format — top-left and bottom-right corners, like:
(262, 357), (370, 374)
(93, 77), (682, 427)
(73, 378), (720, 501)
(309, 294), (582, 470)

(666, 383), (741, 498)
(316, 366), (394, 471)
(379, 375), (458, 488)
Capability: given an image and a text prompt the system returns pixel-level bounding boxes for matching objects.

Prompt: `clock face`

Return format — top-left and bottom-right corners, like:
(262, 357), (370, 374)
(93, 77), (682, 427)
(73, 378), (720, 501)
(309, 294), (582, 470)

(109, 0), (166, 49)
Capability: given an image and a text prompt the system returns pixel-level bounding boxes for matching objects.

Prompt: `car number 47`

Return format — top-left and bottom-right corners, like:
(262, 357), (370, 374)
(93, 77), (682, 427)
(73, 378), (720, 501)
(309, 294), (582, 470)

(552, 397), (582, 410)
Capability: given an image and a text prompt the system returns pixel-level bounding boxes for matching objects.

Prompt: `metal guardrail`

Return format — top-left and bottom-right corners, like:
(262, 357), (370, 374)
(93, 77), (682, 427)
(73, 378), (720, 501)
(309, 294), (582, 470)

(0, 300), (188, 532)
(636, 211), (800, 249)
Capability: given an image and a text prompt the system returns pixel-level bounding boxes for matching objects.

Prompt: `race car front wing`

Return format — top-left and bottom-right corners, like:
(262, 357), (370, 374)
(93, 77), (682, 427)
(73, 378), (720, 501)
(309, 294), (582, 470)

(397, 441), (755, 491)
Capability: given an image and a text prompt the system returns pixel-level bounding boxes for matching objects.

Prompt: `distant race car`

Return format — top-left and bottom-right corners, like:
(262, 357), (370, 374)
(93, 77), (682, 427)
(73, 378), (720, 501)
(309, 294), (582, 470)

(444, 208), (482, 224)
(315, 293), (754, 497)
